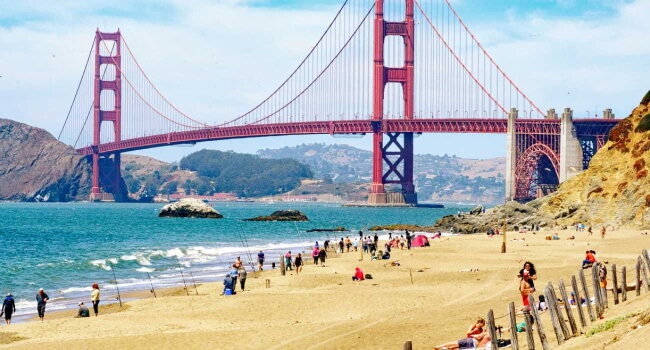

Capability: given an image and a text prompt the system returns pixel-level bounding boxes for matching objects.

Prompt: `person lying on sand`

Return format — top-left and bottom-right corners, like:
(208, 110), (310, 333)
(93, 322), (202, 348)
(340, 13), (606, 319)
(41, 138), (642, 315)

(433, 330), (491, 350)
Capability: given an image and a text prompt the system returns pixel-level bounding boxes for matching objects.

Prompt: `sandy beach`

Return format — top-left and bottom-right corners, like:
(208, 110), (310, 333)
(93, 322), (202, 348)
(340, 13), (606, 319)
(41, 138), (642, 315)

(1, 228), (649, 349)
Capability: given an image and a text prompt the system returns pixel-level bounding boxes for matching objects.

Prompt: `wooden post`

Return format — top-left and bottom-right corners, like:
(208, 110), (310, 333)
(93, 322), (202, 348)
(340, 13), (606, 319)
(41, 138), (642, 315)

(501, 220), (507, 253)
(409, 268), (414, 284)
(600, 264), (609, 309)
(549, 282), (571, 340)
(559, 279), (579, 336)
(280, 255), (286, 276)
(402, 340), (412, 350)
(643, 250), (650, 283)
(611, 264), (620, 305)
(621, 265), (627, 302)
(571, 275), (587, 327)
(544, 285), (565, 345)
(487, 309), (499, 350)
(508, 302), (520, 350)
(579, 268), (595, 322)
(529, 295), (551, 350)
(636, 258), (641, 297)
(523, 308), (535, 350)
(640, 255), (650, 292)
(591, 266), (603, 318)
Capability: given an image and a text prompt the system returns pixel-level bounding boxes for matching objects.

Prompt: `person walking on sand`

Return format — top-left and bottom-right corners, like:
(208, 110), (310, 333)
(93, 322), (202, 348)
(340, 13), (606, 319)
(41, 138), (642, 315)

(318, 248), (327, 266)
(294, 253), (303, 275)
(312, 246), (320, 265)
(257, 250), (265, 271)
(2, 293), (16, 325)
(91, 283), (100, 316)
(238, 266), (248, 290)
(36, 288), (49, 321)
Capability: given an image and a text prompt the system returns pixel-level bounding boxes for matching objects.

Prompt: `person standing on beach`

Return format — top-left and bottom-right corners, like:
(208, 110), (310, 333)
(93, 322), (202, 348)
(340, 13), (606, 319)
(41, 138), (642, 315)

(238, 267), (248, 290)
(517, 262), (537, 292)
(338, 239), (344, 254)
(294, 253), (303, 275)
(284, 251), (293, 271)
(91, 283), (100, 317)
(2, 293), (16, 325)
(229, 265), (239, 291)
(323, 240), (329, 251)
(36, 288), (49, 321)
(257, 250), (265, 271)
(520, 271), (534, 310)
(233, 256), (243, 269)
(406, 230), (412, 250)
(373, 233), (379, 248)
(601, 226), (606, 238)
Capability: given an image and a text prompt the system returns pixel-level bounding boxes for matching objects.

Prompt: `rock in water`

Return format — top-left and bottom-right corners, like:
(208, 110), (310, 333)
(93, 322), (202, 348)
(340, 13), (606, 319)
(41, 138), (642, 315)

(245, 210), (308, 221)
(159, 198), (223, 218)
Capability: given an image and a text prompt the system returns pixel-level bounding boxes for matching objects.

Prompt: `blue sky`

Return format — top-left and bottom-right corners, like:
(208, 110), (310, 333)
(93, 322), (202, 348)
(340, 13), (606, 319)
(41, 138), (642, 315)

(0, 0), (647, 162)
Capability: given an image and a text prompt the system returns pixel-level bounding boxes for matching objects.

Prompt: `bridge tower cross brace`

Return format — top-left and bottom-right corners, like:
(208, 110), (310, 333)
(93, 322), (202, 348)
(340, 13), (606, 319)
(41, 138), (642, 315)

(369, 0), (417, 205)
(91, 30), (122, 200)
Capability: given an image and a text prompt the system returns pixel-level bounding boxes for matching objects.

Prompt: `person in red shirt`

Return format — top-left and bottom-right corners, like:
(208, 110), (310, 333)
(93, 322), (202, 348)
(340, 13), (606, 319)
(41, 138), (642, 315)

(582, 250), (596, 268)
(352, 267), (365, 281)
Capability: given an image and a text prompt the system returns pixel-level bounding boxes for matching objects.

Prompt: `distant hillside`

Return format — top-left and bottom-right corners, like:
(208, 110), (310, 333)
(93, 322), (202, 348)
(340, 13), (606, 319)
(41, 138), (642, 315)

(0, 118), (92, 201)
(258, 143), (505, 204)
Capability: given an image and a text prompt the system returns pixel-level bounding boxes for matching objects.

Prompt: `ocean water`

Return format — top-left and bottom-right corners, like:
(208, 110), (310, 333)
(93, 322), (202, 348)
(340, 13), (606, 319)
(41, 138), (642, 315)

(0, 201), (465, 322)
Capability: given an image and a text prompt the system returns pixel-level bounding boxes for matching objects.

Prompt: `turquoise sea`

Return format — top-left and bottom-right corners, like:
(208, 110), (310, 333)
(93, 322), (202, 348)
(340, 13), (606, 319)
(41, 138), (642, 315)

(0, 201), (466, 322)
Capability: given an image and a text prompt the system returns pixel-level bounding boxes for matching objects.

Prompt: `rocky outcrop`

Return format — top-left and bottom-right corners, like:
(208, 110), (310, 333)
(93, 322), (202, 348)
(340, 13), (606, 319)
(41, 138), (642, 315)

(158, 198), (223, 218)
(533, 94), (650, 228)
(245, 210), (308, 221)
(306, 227), (347, 232)
(0, 119), (92, 201)
(431, 201), (552, 233)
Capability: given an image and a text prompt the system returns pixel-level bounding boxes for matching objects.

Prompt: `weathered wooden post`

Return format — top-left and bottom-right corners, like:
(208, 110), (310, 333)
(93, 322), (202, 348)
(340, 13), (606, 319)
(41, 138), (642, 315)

(600, 264), (609, 309)
(487, 309), (499, 350)
(501, 220), (507, 253)
(640, 255), (650, 292)
(579, 268), (595, 322)
(508, 302), (520, 350)
(403, 340), (412, 350)
(549, 282), (571, 340)
(621, 265), (628, 302)
(571, 275), (587, 327)
(559, 279), (579, 336)
(529, 295), (551, 350)
(611, 264), (620, 305)
(591, 266), (603, 318)
(280, 255), (286, 276)
(636, 258), (642, 297)
(544, 285), (565, 345)
(523, 308), (535, 350)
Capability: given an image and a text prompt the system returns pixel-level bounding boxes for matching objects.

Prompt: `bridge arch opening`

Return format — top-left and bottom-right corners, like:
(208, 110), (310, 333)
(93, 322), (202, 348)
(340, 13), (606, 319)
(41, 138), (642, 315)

(515, 143), (560, 201)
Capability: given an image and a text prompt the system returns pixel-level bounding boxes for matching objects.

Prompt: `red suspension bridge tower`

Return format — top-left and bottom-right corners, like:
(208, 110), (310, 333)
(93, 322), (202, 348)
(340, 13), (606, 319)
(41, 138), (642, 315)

(369, 0), (417, 205)
(91, 30), (124, 201)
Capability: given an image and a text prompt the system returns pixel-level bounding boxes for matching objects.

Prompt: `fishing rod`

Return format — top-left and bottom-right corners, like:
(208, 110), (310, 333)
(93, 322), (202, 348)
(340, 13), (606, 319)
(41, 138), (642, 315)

(107, 261), (123, 307)
(236, 222), (256, 272)
(293, 221), (307, 253)
(189, 271), (199, 295)
(175, 257), (190, 296)
(146, 272), (157, 298)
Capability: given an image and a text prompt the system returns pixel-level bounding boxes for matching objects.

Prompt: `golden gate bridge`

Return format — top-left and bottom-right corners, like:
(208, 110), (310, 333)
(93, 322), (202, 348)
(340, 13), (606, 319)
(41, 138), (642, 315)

(57, 0), (618, 204)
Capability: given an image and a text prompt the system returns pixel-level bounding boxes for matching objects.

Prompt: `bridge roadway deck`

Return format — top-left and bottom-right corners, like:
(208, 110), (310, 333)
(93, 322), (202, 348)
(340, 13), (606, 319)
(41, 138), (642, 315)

(76, 118), (618, 156)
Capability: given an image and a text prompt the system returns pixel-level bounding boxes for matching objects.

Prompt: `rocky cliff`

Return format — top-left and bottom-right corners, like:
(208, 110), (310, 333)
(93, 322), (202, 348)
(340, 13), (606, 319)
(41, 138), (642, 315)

(534, 93), (650, 228)
(0, 119), (92, 201)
